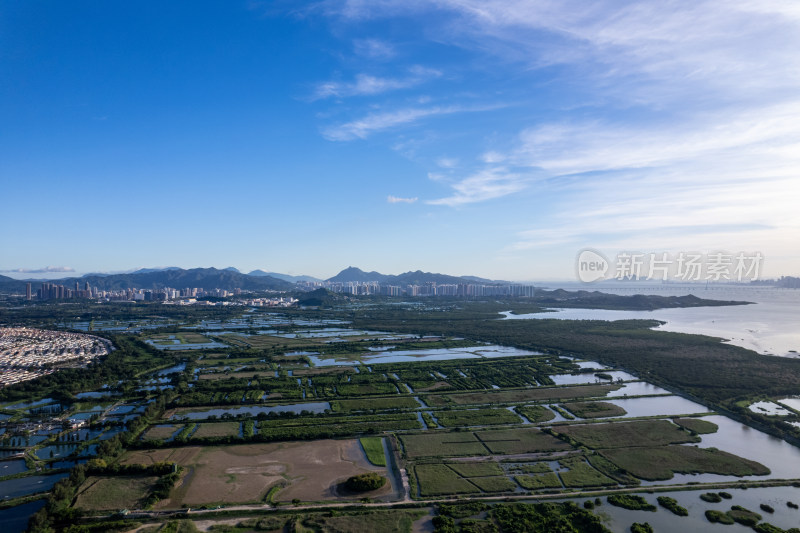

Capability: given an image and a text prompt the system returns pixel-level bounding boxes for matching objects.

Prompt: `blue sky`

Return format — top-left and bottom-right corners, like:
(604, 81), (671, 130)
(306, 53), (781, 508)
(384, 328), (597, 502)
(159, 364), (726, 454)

(2, 1), (799, 281)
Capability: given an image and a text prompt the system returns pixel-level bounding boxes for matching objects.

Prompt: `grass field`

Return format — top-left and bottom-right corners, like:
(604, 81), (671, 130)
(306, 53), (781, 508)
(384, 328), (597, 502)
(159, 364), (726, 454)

(557, 456), (617, 488)
(218, 334), (311, 349)
(515, 473), (562, 490)
(447, 462), (504, 477)
(515, 404), (556, 423)
(434, 408), (522, 428)
(515, 462), (552, 474)
(468, 476), (517, 492)
(562, 401), (627, 419)
(147, 332), (213, 345)
(198, 370), (273, 381)
(191, 422), (240, 439)
(600, 445), (771, 481)
(331, 396), (420, 412)
(360, 437), (386, 467)
(401, 432), (489, 459)
(74, 476), (158, 510)
(422, 384), (623, 407)
(301, 510), (425, 533)
(555, 420), (700, 449)
(672, 417), (719, 434)
(414, 464), (480, 496)
(142, 425), (181, 441)
(336, 382), (399, 396)
(475, 428), (573, 454)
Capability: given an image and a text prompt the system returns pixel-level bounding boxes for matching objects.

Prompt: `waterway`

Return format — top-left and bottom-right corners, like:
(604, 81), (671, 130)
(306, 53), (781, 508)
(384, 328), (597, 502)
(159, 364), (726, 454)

(506, 285), (800, 357)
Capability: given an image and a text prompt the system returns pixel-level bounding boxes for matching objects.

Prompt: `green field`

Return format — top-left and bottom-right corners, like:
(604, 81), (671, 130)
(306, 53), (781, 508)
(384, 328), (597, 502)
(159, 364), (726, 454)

(562, 401), (627, 418)
(447, 462), (504, 477)
(191, 422), (240, 439)
(515, 473), (562, 490)
(434, 408), (522, 427)
(469, 476), (517, 492)
(515, 404), (556, 423)
(557, 456), (617, 488)
(74, 476), (158, 511)
(672, 417), (719, 434)
(600, 445), (771, 480)
(331, 396), (420, 412)
(360, 436), (386, 466)
(555, 420), (700, 449)
(414, 464), (481, 496)
(423, 384), (623, 407)
(142, 424), (180, 441)
(476, 428), (573, 454)
(299, 510), (426, 533)
(401, 432), (488, 458)
(515, 462), (552, 474)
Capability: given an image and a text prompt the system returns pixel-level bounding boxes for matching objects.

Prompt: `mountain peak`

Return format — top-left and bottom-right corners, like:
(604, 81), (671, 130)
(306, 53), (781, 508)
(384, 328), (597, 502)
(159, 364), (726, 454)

(327, 267), (389, 283)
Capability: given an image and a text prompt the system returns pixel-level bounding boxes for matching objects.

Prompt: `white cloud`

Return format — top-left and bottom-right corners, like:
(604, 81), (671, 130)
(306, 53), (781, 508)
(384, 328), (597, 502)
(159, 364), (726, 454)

(427, 167), (531, 206)
(322, 106), (453, 140)
(353, 38), (395, 59)
(328, 1), (800, 105)
(1, 266), (75, 274)
(319, 1), (800, 270)
(387, 195), (418, 203)
(436, 157), (459, 168)
(313, 67), (441, 100)
(322, 103), (504, 140)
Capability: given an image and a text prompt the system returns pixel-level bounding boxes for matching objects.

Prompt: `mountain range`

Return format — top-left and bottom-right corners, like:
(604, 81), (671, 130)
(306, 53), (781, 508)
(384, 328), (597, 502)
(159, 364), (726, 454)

(0, 268), (292, 293)
(0, 266), (505, 294)
(325, 266), (494, 285)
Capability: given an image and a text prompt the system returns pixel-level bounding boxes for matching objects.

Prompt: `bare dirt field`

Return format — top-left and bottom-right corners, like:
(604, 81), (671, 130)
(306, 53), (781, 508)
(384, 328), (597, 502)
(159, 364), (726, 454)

(121, 439), (395, 508)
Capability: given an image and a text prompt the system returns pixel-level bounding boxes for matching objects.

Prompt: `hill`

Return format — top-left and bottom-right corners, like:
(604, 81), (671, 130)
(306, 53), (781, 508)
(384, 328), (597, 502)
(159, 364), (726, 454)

(326, 266), (499, 285)
(248, 270), (323, 283)
(0, 268), (293, 293)
(327, 267), (390, 283)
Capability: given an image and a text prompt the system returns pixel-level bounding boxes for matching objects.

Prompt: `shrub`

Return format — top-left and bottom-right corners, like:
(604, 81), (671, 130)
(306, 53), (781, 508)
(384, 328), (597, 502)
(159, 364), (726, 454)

(657, 496), (688, 516)
(345, 472), (387, 492)
(705, 510), (734, 525)
(608, 495), (656, 512)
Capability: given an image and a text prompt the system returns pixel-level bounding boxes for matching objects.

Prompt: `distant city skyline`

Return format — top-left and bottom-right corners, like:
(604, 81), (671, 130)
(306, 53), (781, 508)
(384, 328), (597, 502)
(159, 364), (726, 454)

(2, 2), (799, 280)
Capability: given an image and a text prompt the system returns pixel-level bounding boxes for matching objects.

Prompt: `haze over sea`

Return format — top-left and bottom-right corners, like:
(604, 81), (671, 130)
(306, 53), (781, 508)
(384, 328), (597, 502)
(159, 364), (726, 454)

(511, 284), (800, 358)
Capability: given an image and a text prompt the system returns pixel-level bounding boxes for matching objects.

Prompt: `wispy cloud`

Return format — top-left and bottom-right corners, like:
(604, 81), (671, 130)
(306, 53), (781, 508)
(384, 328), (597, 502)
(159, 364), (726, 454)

(429, 100), (800, 255)
(387, 195), (418, 203)
(313, 67), (441, 100)
(1, 266), (75, 274)
(316, 0), (800, 271)
(436, 157), (459, 168)
(427, 167), (533, 207)
(353, 38), (396, 59)
(323, 104), (485, 140)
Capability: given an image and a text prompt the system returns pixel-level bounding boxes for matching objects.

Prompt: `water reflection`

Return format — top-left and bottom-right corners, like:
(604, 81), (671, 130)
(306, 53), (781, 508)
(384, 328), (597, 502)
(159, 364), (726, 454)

(0, 474), (68, 499)
(0, 499), (46, 533)
(604, 395), (711, 418)
(170, 401), (330, 420)
(589, 486), (800, 532)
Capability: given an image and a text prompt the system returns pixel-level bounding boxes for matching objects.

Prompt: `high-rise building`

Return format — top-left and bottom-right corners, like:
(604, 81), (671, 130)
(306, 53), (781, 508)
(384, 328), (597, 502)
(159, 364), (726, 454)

(26, 283), (32, 300)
